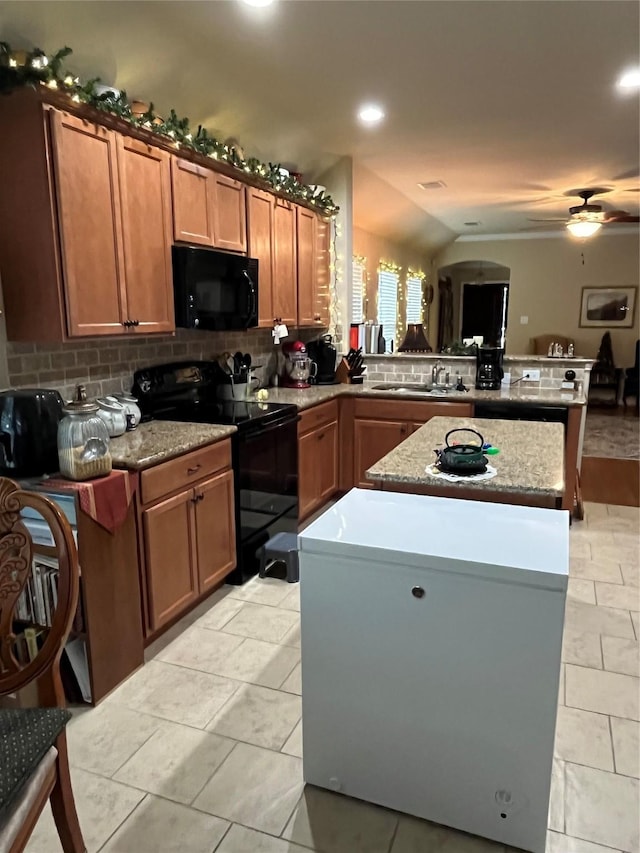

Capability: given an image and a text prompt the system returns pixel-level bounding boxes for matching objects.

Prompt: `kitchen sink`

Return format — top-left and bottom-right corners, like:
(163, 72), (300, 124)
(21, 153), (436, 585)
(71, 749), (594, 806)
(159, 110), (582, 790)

(372, 383), (453, 395)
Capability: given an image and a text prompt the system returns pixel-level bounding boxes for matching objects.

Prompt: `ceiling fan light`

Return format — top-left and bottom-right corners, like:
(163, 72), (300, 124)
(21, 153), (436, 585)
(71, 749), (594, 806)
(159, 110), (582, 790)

(566, 220), (602, 238)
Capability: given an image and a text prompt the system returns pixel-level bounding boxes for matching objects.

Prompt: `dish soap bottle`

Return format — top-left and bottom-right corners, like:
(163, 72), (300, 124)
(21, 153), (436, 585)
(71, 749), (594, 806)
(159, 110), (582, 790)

(58, 385), (112, 481)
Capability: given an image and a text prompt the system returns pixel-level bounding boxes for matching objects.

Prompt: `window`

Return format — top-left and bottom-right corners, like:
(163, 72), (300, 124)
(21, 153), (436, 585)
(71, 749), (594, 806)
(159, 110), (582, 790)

(377, 270), (399, 352)
(406, 276), (423, 325)
(351, 259), (365, 324)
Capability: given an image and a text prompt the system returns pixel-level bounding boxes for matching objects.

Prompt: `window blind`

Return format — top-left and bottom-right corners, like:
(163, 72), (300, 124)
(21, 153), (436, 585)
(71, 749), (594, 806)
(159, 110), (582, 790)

(352, 261), (365, 324)
(377, 270), (398, 352)
(406, 277), (423, 325)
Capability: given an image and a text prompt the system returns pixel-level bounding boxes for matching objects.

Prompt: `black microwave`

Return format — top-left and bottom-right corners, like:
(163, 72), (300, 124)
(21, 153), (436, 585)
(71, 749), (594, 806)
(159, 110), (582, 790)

(172, 245), (259, 331)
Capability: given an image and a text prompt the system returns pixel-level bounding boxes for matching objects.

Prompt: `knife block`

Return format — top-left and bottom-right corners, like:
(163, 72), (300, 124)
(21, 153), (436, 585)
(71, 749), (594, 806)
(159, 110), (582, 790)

(335, 358), (351, 384)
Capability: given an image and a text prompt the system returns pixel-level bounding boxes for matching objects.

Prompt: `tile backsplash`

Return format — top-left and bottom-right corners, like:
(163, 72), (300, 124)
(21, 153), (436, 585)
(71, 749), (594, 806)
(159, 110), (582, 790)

(362, 355), (591, 390)
(6, 328), (326, 402)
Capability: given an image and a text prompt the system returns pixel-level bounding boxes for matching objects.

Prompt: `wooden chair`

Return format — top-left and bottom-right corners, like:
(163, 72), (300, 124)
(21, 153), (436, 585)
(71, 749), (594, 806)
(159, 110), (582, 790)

(531, 334), (575, 356)
(0, 478), (85, 853)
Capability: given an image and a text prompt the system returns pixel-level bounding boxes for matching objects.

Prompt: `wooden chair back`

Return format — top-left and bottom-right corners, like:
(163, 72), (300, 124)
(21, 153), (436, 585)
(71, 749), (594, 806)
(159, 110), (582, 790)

(0, 478), (79, 707)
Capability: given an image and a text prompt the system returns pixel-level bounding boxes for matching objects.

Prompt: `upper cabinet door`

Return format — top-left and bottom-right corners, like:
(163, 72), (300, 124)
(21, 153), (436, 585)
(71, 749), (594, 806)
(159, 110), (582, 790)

(49, 111), (127, 337)
(171, 157), (214, 246)
(247, 187), (275, 327)
(315, 215), (331, 327)
(117, 137), (175, 334)
(296, 206), (316, 326)
(272, 200), (297, 326)
(212, 174), (247, 253)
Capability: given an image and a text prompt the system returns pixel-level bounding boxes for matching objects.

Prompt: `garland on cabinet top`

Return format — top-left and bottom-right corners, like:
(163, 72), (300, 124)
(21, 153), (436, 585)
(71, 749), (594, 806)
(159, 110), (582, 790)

(0, 42), (339, 217)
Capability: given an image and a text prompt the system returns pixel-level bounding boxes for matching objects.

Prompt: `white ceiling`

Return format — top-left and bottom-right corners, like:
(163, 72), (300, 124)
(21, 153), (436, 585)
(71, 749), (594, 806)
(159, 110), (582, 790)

(2, 0), (638, 252)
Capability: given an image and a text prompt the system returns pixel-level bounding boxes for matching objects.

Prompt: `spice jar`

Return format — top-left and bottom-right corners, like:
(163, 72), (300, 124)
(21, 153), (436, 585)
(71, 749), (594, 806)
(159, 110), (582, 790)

(58, 385), (112, 481)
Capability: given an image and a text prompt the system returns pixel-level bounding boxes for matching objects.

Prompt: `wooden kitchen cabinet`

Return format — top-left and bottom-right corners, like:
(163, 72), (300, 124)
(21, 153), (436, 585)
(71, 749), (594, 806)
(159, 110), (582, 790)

(117, 136), (174, 333)
(49, 110), (127, 337)
(272, 199), (298, 326)
(353, 419), (409, 488)
(296, 206), (316, 326)
(314, 215), (331, 327)
(138, 439), (236, 636)
(247, 187), (276, 327)
(0, 92), (175, 340)
(212, 173), (247, 253)
(350, 398), (474, 489)
(195, 470), (236, 593)
(171, 157), (215, 246)
(297, 208), (331, 327)
(143, 489), (198, 632)
(298, 401), (339, 520)
(171, 159), (247, 253)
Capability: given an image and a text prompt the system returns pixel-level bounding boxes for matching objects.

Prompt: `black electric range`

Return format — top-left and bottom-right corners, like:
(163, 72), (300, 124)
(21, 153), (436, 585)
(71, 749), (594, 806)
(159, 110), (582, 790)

(133, 362), (299, 584)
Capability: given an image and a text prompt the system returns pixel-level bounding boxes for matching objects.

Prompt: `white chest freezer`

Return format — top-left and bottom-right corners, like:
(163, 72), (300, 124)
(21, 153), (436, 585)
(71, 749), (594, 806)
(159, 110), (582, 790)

(298, 489), (568, 853)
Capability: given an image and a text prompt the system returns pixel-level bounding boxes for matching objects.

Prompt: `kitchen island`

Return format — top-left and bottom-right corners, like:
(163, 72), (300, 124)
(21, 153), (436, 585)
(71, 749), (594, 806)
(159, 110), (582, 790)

(366, 416), (565, 509)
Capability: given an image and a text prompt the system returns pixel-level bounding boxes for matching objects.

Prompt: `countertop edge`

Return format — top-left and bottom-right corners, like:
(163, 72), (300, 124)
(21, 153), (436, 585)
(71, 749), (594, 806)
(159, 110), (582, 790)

(111, 423), (237, 471)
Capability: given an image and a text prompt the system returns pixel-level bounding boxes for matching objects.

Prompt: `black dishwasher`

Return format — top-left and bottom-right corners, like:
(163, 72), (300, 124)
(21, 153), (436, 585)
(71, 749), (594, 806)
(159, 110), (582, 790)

(474, 402), (569, 428)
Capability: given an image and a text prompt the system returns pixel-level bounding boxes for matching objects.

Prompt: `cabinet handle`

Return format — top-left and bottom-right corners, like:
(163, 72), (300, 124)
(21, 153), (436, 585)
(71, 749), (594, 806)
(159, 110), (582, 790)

(133, 319), (140, 326)
(187, 464), (201, 475)
(317, 432), (325, 440)
(192, 492), (204, 502)
(400, 425), (407, 435)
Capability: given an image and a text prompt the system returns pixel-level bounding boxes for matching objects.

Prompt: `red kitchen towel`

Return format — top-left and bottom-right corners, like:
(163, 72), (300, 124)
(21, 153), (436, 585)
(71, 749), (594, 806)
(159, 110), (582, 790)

(44, 470), (136, 534)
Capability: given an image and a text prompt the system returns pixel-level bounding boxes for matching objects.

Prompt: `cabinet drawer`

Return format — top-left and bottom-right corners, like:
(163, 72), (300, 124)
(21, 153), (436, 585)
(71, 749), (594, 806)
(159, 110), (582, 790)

(298, 399), (339, 435)
(141, 440), (231, 505)
(354, 398), (472, 422)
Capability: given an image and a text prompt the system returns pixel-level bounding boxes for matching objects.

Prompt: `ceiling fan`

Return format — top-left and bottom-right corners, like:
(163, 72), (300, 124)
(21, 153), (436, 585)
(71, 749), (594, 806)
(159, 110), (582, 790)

(528, 188), (640, 237)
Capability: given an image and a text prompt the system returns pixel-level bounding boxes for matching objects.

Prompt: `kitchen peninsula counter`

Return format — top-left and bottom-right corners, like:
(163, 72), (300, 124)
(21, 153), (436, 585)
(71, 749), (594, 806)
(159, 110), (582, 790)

(110, 421), (237, 470)
(366, 416), (565, 509)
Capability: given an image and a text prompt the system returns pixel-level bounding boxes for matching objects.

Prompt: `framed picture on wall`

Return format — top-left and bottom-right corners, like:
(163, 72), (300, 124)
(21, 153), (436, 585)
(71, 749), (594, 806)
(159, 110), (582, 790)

(579, 286), (637, 328)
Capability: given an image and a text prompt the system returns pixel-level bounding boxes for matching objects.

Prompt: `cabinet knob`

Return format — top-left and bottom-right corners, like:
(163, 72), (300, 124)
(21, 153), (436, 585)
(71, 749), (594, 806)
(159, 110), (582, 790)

(400, 425), (407, 435)
(317, 431), (325, 440)
(411, 586), (425, 599)
(187, 464), (201, 475)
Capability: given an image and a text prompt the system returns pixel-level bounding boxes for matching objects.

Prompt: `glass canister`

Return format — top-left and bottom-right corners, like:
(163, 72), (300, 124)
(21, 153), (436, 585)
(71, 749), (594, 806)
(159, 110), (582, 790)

(58, 385), (112, 481)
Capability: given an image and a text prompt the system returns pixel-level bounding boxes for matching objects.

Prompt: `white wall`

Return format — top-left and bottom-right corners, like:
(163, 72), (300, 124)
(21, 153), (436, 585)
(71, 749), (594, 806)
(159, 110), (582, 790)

(436, 231), (640, 365)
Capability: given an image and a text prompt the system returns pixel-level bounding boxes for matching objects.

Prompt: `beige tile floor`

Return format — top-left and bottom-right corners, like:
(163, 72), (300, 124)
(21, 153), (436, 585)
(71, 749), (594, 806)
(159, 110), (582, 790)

(26, 502), (639, 853)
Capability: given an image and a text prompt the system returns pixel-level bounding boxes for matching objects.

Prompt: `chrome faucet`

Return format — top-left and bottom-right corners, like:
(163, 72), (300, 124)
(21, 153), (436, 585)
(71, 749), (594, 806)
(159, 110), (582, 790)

(431, 361), (448, 387)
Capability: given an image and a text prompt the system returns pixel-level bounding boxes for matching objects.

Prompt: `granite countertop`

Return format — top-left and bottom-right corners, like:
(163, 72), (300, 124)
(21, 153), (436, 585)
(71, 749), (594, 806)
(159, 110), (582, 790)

(260, 383), (586, 409)
(110, 421), (236, 470)
(366, 416), (565, 497)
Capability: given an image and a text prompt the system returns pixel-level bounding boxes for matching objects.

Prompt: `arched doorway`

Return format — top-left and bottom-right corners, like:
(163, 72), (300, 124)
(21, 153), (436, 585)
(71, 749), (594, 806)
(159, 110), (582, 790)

(437, 260), (511, 351)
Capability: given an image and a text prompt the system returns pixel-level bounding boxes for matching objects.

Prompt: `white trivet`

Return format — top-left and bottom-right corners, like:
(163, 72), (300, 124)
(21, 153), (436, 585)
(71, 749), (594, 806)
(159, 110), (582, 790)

(425, 463), (498, 483)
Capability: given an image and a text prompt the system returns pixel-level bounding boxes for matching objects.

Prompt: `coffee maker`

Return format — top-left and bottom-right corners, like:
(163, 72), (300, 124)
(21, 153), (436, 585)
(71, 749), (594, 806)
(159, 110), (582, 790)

(306, 335), (337, 384)
(475, 347), (504, 390)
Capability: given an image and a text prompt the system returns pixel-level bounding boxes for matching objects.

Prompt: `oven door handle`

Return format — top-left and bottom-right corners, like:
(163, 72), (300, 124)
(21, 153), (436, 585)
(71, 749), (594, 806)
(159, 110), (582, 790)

(241, 415), (300, 439)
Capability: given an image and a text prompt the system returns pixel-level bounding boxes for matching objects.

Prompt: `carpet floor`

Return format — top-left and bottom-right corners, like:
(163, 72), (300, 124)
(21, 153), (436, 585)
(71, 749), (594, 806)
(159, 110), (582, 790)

(582, 411), (640, 460)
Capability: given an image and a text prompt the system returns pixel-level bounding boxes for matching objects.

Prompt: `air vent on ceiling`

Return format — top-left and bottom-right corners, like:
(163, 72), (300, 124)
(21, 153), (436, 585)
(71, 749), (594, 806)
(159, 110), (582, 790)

(417, 180), (447, 190)
(464, 221), (481, 226)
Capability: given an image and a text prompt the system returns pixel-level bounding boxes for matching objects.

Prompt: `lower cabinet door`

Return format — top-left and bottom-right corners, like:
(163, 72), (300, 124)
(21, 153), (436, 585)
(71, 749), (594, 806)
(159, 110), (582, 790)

(298, 428), (320, 520)
(353, 419), (408, 488)
(317, 420), (338, 503)
(194, 470), (237, 592)
(143, 489), (198, 631)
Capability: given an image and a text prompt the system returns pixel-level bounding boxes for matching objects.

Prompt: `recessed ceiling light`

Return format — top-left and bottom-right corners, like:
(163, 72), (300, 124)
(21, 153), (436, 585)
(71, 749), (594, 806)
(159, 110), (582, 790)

(418, 180), (447, 190)
(357, 104), (385, 126)
(241, 0), (274, 6)
(617, 67), (640, 89)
